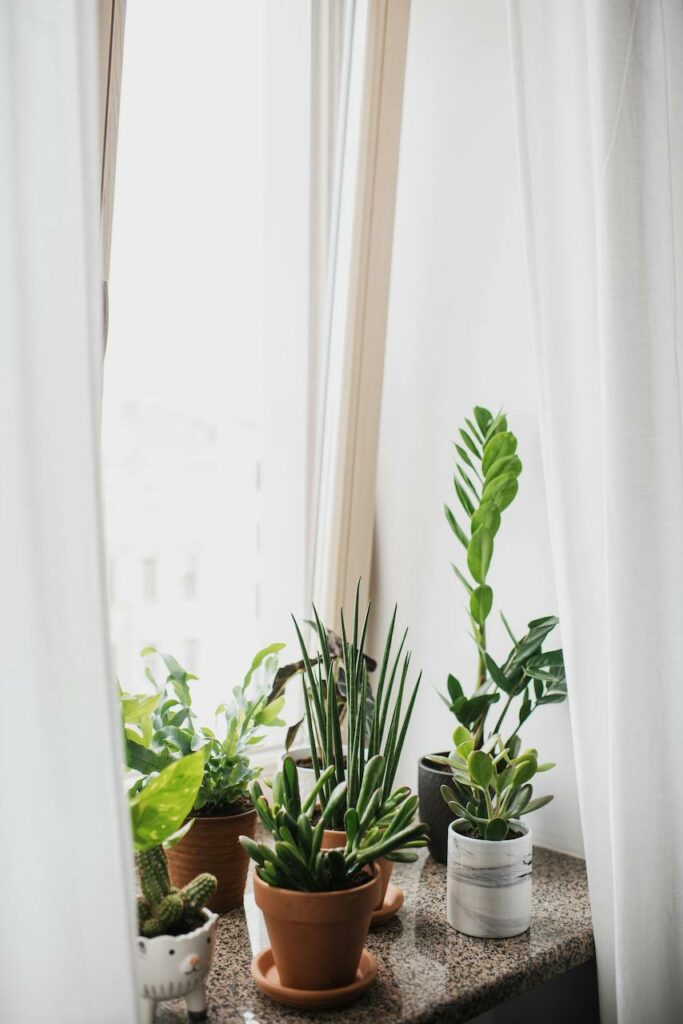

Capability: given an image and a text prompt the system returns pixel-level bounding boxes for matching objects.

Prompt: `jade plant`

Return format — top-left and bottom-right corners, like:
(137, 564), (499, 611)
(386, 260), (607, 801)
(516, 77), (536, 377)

(435, 726), (554, 841)
(130, 751), (217, 936)
(240, 754), (429, 892)
(443, 405), (567, 749)
(292, 585), (422, 828)
(121, 644), (286, 813)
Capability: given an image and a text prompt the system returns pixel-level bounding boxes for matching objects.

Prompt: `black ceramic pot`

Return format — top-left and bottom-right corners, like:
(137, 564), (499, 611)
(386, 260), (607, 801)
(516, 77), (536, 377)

(418, 752), (455, 864)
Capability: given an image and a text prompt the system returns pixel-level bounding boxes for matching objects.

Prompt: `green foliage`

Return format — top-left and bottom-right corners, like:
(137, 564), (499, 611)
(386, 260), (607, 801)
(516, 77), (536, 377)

(435, 726), (555, 842)
(443, 406), (567, 747)
(129, 755), (217, 937)
(292, 584), (422, 829)
(240, 755), (429, 892)
(265, 627), (378, 752)
(122, 645), (286, 814)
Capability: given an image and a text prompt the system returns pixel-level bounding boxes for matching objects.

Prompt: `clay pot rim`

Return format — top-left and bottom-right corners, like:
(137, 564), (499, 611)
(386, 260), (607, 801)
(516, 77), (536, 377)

(137, 907), (218, 948)
(253, 863), (378, 901)
(188, 805), (257, 825)
(419, 752), (452, 776)
(448, 818), (530, 846)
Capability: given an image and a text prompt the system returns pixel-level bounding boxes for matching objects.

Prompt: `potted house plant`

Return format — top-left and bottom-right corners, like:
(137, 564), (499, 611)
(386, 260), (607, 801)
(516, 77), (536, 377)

(122, 644), (286, 912)
(130, 751), (219, 1023)
(240, 754), (427, 1008)
(420, 405), (567, 861)
(266, 626), (377, 801)
(436, 725), (554, 937)
(292, 587), (424, 921)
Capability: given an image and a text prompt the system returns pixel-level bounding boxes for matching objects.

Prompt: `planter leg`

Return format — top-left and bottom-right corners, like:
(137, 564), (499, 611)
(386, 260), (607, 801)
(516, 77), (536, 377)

(138, 996), (155, 1024)
(185, 983), (208, 1021)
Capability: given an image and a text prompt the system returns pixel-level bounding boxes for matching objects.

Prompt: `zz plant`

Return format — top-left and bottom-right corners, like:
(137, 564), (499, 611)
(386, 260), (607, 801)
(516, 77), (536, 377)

(443, 405), (567, 748)
(293, 585), (422, 829)
(122, 645), (286, 813)
(436, 726), (554, 841)
(130, 752), (217, 936)
(240, 754), (429, 892)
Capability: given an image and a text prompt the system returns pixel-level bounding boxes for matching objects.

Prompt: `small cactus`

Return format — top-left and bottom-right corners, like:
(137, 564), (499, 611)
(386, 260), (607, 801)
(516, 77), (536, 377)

(137, 845), (217, 938)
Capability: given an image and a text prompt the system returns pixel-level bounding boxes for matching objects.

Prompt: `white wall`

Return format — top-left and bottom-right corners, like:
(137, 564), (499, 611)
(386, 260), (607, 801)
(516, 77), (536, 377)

(370, 0), (584, 856)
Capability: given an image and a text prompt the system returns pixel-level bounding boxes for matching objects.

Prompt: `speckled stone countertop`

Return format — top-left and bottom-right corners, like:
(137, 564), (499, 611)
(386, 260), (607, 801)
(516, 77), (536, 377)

(157, 845), (593, 1024)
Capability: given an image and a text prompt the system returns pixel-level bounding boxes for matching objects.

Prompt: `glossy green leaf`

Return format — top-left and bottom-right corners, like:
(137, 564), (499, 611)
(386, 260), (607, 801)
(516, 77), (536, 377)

(474, 406), (493, 437)
(470, 584), (493, 625)
(482, 431), (517, 475)
(484, 818), (508, 841)
(468, 750), (494, 789)
(447, 674), (464, 704)
(484, 454), (522, 483)
(482, 472), (519, 511)
(444, 504), (469, 547)
(470, 500), (501, 538)
(129, 751), (204, 852)
(467, 526), (493, 584)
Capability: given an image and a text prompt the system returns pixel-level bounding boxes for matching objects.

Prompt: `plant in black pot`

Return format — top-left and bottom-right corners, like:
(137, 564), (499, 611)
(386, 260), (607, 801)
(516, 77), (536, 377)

(419, 405), (567, 862)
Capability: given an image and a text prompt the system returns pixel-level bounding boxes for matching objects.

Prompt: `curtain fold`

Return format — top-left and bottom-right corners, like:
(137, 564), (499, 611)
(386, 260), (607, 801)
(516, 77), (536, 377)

(508, 2), (683, 1022)
(0, 3), (138, 1021)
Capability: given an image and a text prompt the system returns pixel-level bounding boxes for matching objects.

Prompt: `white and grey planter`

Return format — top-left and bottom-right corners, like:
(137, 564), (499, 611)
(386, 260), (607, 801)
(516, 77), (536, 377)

(447, 820), (532, 938)
(136, 909), (218, 1023)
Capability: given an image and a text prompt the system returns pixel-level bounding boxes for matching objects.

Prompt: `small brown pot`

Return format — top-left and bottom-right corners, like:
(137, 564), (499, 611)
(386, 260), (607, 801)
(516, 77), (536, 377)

(321, 828), (393, 909)
(167, 807), (256, 914)
(253, 868), (380, 990)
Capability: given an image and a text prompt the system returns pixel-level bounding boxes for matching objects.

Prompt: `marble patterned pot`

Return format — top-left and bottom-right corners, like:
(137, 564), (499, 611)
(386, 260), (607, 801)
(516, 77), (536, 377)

(418, 753), (455, 863)
(447, 820), (532, 938)
(136, 908), (218, 1023)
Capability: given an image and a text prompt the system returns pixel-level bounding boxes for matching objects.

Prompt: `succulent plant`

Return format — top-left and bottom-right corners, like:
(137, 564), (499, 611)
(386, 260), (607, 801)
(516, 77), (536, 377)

(137, 846), (217, 938)
(435, 725), (555, 841)
(292, 584), (422, 829)
(239, 754), (429, 892)
(440, 405), (566, 754)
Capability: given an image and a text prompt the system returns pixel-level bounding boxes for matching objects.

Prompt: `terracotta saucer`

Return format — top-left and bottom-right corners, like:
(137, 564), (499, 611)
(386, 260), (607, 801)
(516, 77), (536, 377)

(251, 947), (378, 1009)
(370, 882), (404, 926)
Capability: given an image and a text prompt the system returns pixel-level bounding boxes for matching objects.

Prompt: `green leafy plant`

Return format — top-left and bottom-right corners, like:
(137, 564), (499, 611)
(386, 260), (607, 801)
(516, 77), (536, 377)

(240, 754), (429, 892)
(130, 752), (217, 936)
(435, 726), (554, 841)
(292, 585), (422, 829)
(266, 627), (377, 751)
(443, 405), (566, 747)
(122, 645), (286, 814)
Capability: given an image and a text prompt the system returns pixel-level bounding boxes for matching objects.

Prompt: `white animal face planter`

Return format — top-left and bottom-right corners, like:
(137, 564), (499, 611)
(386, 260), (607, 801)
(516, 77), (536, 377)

(447, 821), (532, 938)
(136, 909), (218, 1023)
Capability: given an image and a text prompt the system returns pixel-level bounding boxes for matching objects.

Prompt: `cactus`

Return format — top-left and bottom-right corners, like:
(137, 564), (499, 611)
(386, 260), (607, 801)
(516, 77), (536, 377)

(137, 845), (217, 937)
(239, 754), (429, 893)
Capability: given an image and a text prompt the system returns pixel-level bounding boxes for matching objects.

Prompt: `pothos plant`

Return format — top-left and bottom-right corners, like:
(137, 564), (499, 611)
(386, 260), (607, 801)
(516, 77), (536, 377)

(443, 405), (567, 751)
(435, 726), (554, 841)
(122, 645), (286, 814)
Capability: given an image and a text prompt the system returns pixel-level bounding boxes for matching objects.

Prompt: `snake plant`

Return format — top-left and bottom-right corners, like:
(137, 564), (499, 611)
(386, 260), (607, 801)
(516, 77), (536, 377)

(292, 584), (422, 829)
(240, 754), (429, 892)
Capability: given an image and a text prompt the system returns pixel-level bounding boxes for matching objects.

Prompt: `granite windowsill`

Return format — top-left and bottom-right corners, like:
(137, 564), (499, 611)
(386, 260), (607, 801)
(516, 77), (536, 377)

(156, 845), (594, 1024)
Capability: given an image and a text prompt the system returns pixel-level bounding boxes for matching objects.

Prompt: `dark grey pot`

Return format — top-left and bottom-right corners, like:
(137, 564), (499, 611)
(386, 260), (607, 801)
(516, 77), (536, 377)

(418, 752), (455, 864)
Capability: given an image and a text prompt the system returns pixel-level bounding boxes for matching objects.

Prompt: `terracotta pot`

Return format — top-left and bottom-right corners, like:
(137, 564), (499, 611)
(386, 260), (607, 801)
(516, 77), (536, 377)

(321, 828), (393, 909)
(167, 807), (256, 914)
(253, 868), (380, 990)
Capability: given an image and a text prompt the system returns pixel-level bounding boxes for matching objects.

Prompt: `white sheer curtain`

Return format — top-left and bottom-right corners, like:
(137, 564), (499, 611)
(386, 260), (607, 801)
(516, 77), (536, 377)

(0, 4), (138, 1021)
(508, 2), (683, 1022)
